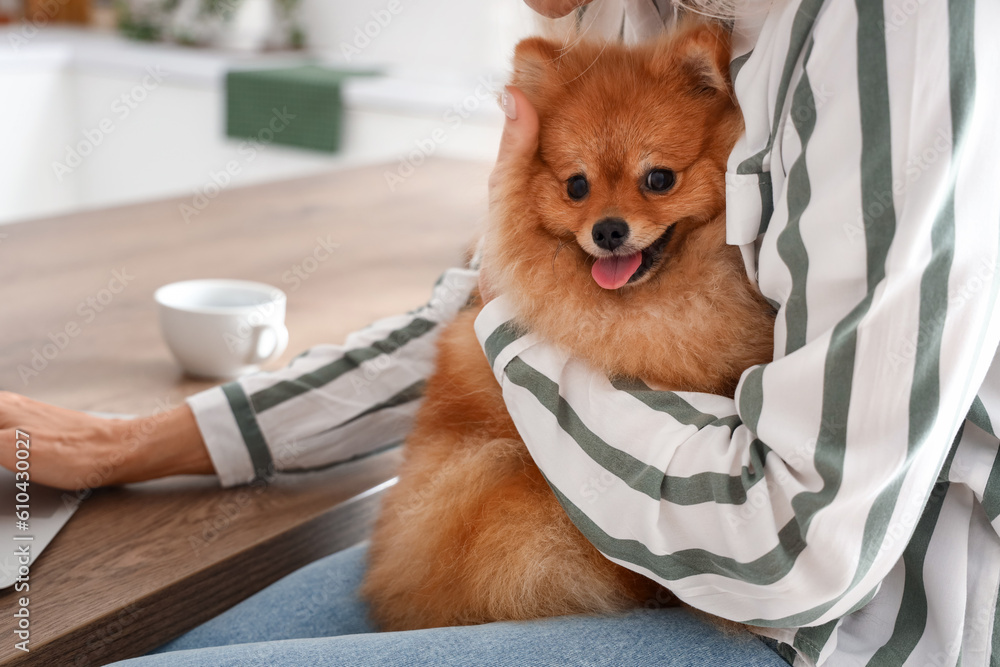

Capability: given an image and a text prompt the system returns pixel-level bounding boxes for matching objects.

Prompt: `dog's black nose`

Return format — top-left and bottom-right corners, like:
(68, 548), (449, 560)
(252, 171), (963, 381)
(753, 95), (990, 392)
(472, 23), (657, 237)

(592, 218), (630, 251)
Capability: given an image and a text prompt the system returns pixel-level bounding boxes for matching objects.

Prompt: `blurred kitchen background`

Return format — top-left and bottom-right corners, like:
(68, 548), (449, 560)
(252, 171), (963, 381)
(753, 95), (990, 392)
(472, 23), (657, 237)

(0, 0), (537, 225)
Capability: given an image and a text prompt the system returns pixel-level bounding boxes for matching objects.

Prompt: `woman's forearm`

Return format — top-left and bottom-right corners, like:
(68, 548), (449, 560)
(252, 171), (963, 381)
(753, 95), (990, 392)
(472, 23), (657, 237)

(119, 404), (214, 483)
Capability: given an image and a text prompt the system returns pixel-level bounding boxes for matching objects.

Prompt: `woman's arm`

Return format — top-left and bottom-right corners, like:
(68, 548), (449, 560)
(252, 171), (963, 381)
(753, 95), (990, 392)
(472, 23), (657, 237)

(0, 267), (478, 490)
(479, 0), (1000, 626)
(0, 395), (211, 489)
(188, 268), (477, 486)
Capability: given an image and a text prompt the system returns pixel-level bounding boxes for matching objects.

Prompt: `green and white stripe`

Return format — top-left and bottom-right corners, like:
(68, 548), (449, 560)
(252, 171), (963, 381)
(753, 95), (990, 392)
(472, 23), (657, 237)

(477, 0), (1000, 664)
(186, 267), (479, 485)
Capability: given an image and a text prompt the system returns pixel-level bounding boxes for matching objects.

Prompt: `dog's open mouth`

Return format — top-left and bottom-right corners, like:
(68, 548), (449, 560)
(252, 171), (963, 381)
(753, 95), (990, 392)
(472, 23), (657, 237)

(590, 225), (675, 290)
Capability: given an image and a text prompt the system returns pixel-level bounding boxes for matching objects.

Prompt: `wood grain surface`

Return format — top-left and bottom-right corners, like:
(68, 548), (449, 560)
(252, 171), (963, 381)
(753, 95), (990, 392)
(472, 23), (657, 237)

(0, 158), (492, 665)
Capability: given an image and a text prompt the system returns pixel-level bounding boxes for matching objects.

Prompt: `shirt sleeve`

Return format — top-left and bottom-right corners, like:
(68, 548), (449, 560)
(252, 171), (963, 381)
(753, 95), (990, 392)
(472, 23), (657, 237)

(188, 267), (478, 487)
(475, 0), (1000, 628)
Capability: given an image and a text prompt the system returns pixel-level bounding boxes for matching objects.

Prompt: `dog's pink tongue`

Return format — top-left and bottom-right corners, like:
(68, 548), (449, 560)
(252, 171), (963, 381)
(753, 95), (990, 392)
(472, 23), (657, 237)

(591, 252), (643, 290)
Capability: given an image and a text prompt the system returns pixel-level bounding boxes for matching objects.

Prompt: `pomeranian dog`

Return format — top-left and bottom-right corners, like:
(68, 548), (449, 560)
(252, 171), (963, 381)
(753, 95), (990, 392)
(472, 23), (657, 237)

(361, 21), (775, 631)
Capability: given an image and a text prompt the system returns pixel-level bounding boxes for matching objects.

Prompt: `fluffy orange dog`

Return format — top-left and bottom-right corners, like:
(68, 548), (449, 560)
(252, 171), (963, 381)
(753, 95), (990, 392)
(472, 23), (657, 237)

(362, 21), (775, 631)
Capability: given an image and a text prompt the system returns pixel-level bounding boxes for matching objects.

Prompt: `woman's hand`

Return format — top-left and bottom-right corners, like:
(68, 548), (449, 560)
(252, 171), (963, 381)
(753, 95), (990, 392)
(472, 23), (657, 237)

(481, 86), (542, 303)
(0, 392), (213, 490)
(524, 0), (592, 18)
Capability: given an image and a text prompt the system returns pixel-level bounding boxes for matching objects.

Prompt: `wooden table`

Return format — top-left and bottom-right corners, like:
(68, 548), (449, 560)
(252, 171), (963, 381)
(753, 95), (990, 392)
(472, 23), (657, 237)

(0, 158), (492, 665)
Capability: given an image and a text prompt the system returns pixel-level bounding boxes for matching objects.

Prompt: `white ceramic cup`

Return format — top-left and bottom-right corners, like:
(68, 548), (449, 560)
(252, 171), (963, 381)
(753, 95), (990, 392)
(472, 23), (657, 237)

(154, 279), (289, 379)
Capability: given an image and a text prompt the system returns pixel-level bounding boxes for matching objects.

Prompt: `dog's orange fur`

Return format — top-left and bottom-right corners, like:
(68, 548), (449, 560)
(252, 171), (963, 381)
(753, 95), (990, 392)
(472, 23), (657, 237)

(362, 22), (776, 632)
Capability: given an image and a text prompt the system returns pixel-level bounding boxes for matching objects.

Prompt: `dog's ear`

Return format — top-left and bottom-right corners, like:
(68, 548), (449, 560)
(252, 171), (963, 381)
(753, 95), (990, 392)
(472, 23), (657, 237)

(511, 37), (563, 103)
(654, 22), (732, 97)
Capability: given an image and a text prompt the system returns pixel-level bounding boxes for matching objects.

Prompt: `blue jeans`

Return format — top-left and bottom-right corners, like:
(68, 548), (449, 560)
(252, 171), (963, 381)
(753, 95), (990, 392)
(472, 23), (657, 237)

(113, 543), (788, 666)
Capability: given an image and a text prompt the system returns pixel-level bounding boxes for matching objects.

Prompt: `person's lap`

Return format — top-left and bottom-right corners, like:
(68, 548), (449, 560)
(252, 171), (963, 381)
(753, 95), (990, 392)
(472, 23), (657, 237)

(113, 543), (787, 666)
(149, 541), (378, 651)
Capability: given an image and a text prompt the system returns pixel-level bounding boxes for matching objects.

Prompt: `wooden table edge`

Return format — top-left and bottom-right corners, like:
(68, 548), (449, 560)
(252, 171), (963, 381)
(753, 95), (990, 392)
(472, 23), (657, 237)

(3, 476), (398, 666)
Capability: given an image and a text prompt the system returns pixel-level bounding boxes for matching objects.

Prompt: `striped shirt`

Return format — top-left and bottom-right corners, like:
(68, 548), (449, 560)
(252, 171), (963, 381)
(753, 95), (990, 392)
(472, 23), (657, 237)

(188, 0), (1000, 664)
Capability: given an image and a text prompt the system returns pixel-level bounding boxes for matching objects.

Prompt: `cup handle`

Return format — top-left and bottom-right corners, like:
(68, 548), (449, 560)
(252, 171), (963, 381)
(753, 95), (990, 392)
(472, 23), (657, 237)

(245, 323), (289, 365)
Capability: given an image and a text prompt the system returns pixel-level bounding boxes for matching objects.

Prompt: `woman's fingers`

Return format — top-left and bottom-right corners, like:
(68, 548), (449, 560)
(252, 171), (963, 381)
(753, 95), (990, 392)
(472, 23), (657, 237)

(490, 86), (540, 191)
(0, 392), (127, 490)
(481, 86), (541, 304)
(1, 394), (212, 490)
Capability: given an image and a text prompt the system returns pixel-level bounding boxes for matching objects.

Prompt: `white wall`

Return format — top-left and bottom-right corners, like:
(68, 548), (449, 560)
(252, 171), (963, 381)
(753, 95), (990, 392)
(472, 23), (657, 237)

(65, 67), (339, 214)
(0, 48), (79, 222)
(0, 0), (536, 225)
(300, 0), (535, 74)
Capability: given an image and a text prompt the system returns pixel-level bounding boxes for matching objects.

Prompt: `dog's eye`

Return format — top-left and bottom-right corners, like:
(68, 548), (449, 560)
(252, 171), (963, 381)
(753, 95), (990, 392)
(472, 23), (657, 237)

(645, 169), (675, 193)
(566, 174), (589, 200)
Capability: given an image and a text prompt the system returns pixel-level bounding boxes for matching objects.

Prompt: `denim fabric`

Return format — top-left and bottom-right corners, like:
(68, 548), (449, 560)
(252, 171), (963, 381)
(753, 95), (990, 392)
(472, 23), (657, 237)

(113, 543), (788, 666)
